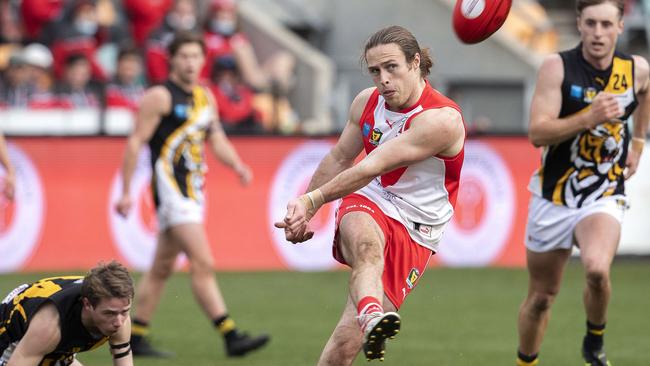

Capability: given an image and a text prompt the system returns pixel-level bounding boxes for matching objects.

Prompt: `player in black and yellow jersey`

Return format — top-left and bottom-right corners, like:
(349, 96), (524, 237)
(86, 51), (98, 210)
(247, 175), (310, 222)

(0, 261), (134, 366)
(516, 1), (650, 366)
(115, 32), (268, 358)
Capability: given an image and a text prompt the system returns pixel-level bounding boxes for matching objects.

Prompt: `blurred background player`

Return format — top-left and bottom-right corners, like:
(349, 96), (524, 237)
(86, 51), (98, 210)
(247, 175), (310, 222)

(115, 31), (269, 358)
(276, 25), (465, 364)
(516, 1), (650, 365)
(0, 261), (134, 366)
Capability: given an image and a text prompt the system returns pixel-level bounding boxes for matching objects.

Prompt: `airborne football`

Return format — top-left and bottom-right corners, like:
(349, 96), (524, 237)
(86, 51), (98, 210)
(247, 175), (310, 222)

(452, 0), (512, 44)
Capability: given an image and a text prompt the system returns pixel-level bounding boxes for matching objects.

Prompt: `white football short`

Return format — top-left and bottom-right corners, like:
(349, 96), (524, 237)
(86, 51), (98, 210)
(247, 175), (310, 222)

(154, 169), (204, 231)
(525, 194), (627, 252)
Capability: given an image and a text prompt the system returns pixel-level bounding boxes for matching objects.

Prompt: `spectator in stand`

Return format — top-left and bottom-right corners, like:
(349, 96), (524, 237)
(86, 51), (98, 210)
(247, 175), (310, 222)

(50, 0), (128, 82)
(106, 46), (145, 109)
(54, 53), (101, 108)
(21, 43), (57, 107)
(19, 0), (65, 43)
(0, 0), (22, 45)
(0, 50), (32, 107)
(123, 0), (172, 46)
(0, 44), (56, 108)
(203, 0), (298, 133)
(145, 0), (199, 84)
(202, 0), (294, 93)
(209, 55), (265, 134)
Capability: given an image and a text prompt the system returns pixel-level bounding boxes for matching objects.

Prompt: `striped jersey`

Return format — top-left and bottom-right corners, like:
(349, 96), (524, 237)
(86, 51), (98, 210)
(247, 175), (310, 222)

(149, 80), (215, 207)
(0, 277), (108, 366)
(529, 44), (638, 208)
(355, 83), (465, 251)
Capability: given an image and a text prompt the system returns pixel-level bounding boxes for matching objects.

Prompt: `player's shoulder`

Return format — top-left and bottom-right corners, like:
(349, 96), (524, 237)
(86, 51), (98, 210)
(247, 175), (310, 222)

(349, 87), (377, 122)
(539, 53), (564, 73)
(632, 54), (650, 77)
(534, 53), (564, 85)
(415, 107), (463, 127)
(352, 87), (376, 107)
(141, 85), (172, 112)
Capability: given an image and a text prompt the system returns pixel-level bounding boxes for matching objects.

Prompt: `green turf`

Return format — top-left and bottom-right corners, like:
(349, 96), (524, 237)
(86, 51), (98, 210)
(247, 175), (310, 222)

(1, 261), (648, 365)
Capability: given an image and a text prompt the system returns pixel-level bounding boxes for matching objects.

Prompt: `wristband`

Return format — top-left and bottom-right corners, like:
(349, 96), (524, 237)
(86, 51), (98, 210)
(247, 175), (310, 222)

(300, 189), (325, 210)
(631, 137), (645, 153)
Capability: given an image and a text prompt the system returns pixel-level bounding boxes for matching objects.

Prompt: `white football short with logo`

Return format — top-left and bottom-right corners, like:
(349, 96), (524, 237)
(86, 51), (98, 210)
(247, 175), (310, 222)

(525, 194), (627, 252)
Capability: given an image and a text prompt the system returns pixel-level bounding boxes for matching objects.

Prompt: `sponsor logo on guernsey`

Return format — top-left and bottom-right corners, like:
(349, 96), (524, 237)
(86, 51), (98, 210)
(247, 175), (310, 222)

(362, 122), (371, 137)
(406, 268), (420, 289)
(583, 87), (598, 103)
(174, 104), (188, 119)
(370, 128), (383, 146)
(414, 222), (433, 238)
(570, 85), (583, 100)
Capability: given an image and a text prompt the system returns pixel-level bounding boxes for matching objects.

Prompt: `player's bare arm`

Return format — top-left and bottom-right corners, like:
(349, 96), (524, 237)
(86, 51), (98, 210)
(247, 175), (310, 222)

(6, 303), (61, 366)
(109, 315), (133, 366)
(280, 106), (464, 241)
(115, 86), (171, 217)
(273, 88), (369, 242)
(625, 55), (650, 179)
(205, 89), (252, 186)
(0, 131), (15, 200)
(528, 54), (623, 147)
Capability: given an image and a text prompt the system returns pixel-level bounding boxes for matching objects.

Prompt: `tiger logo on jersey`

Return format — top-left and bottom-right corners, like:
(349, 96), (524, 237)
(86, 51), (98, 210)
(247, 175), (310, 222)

(559, 122), (626, 207)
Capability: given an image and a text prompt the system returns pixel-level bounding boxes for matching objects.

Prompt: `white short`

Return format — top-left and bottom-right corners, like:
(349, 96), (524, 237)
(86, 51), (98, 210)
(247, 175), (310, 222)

(154, 166), (204, 231)
(156, 195), (204, 231)
(525, 194), (627, 252)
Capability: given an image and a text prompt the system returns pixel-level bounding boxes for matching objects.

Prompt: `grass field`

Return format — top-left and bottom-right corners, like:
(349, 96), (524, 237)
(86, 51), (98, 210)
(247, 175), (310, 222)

(1, 261), (649, 365)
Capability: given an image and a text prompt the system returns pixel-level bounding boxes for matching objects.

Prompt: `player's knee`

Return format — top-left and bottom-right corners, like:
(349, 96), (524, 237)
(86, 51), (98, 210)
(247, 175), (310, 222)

(585, 268), (609, 290)
(189, 256), (215, 276)
(529, 290), (558, 314)
(150, 260), (175, 280)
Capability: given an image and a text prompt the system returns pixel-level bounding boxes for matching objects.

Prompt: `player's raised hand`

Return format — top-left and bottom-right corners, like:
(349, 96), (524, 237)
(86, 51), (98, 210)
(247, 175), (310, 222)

(587, 92), (624, 128)
(115, 195), (133, 218)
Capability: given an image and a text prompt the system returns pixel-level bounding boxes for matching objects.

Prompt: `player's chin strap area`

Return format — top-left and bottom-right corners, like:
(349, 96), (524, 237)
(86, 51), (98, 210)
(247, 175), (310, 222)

(110, 342), (131, 359)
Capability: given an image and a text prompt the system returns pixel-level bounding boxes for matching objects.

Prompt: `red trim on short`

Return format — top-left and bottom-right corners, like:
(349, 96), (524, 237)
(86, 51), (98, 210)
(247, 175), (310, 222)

(333, 194), (433, 309)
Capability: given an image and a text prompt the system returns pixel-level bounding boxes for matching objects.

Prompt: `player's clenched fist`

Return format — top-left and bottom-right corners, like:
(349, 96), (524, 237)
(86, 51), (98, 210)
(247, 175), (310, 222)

(586, 92), (624, 128)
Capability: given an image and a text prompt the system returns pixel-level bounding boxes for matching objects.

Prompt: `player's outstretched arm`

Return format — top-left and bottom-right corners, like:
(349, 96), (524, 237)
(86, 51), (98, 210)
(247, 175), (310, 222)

(115, 86), (169, 217)
(109, 315), (133, 366)
(0, 130), (15, 200)
(6, 303), (61, 366)
(274, 89), (368, 243)
(626, 55), (650, 179)
(528, 54), (624, 147)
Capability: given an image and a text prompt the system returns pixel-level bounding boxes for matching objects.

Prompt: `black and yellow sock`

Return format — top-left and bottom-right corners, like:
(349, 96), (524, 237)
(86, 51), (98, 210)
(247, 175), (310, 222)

(214, 314), (238, 341)
(131, 318), (150, 341)
(584, 321), (605, 350)
(516, 350), (539, 366)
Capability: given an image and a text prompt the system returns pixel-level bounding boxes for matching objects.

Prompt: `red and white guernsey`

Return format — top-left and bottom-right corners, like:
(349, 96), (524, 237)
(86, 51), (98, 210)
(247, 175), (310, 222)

(355, 83), (465, 251)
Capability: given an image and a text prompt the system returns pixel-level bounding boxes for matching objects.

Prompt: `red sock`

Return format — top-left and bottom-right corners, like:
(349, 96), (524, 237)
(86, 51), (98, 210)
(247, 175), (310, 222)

(357, 296), (383, 317)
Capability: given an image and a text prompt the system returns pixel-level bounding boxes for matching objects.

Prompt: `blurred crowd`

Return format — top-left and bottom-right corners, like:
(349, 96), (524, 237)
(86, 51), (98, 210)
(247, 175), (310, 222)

(0, 0), (299, 134)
